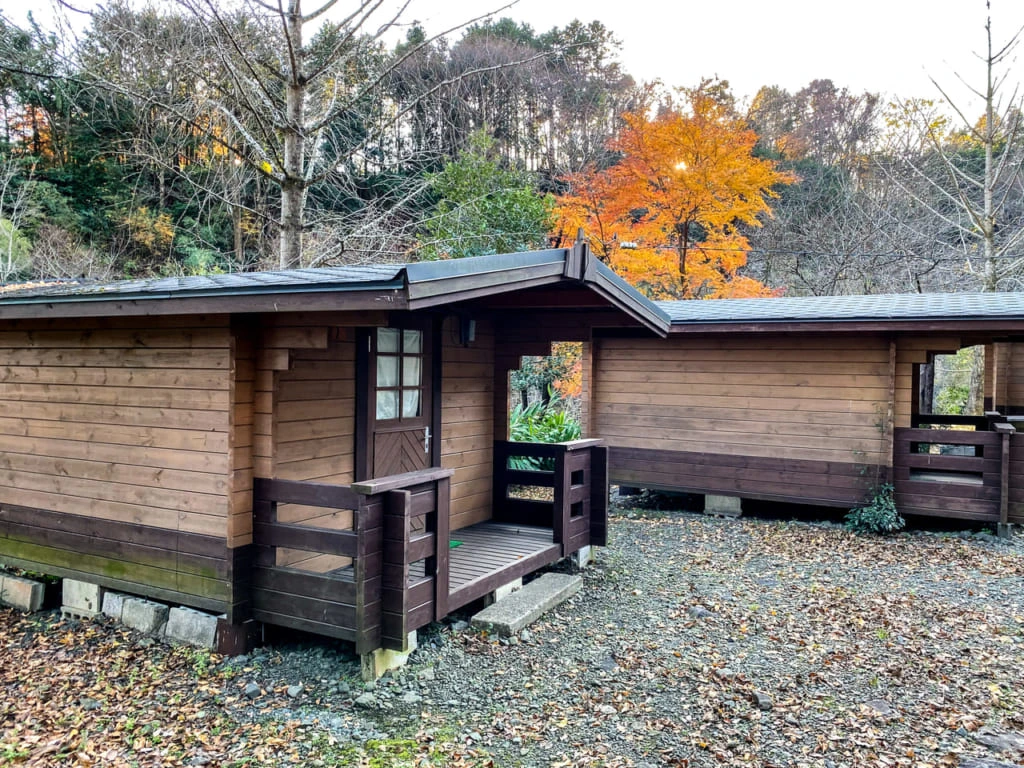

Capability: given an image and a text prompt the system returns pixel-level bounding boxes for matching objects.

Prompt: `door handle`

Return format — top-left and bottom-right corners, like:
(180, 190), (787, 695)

(424, 426), (431, 454)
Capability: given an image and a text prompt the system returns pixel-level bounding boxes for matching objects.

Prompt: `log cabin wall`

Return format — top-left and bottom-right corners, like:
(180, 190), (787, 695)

(254, 319), (361, 573)
(592, 333), (895, 507)
(0, 315), (236, 612)
(440, 315), (495, 531)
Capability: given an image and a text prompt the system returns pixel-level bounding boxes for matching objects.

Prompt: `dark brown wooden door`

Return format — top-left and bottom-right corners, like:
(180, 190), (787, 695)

(364, 323), (434, 479)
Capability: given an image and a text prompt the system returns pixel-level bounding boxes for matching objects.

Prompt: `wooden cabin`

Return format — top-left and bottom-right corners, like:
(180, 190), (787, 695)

(587, 293), (1024, 530)
(0, 247), (669, 657)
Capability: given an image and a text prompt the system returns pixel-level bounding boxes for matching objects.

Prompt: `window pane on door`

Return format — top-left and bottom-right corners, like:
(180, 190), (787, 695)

(403, 329), (422, 353)
(377, 355), (398, 387)
(378, 328), (400, 353)
(376, 390), (399, 419)
(402, 389), (421, 418)
(402, 355), (421, 386)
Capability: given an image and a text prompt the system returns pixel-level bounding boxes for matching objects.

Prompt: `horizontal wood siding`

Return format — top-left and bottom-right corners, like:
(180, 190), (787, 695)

(0, 317), (232, 536)
(271, 327), (358, 571)
(592, 334), (893, 507)
(229, 320), (255, 548)
(0, 316), (235, 610)
(441, 316), (495, 531)
(594, 335), (893, 465)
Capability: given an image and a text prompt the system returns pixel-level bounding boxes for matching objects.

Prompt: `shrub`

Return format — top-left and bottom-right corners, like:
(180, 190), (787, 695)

(508, 392), (581, 470)
(845, 484), (905, 534)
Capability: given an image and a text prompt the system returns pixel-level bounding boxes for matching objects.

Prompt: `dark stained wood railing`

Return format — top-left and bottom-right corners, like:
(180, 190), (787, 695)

(252, 467), (453, 655)
(911, 413), (992, 430)
(492, 439), (609, 554)
(893, 427), (1005, 521)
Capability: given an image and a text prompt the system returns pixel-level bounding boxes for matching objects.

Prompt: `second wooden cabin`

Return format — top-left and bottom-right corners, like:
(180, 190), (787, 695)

(586, 293), (1024, 529)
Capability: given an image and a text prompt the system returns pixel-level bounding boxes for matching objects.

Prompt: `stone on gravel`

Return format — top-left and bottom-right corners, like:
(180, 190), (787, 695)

(752, 691), (773, 711)
(354, 693), (378, 708)
(470, 573), (582, 636)
(80, 697), (101, 711)
(713, 667), (735, 680)
(400, 691), (422, 704)
(863, 699), (894, 717)
(286, 684), (302, 699)
(973, 728), (1024, 753)
(450, 620), (470, 632)
(595, 655), (619, 672)
(416, 667), (436, 681)
(244, 683), (261, 700)
(687, 605), (713, 619)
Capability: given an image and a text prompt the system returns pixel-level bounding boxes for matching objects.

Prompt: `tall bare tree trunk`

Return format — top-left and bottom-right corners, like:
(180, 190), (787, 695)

(280, 0), (306, 269)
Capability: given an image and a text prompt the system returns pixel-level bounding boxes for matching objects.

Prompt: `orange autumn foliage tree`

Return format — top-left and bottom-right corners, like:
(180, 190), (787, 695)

(556, 83), (794, 299)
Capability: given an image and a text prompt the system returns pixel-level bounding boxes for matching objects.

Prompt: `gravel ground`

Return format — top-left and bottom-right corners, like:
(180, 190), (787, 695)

(221, 506), (1024, 768)
(3, 505), (1024, 767)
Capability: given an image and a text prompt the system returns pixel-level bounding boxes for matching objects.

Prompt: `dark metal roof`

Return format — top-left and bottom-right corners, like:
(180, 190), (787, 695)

(657, 293), (1024, 325)
(0, 265), (405, 303)
(0, 249), (672, 334)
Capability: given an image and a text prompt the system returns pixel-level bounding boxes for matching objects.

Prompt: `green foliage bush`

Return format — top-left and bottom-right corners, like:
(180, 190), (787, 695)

(845, 483), (905, 534)
(508, 394), (581, 470)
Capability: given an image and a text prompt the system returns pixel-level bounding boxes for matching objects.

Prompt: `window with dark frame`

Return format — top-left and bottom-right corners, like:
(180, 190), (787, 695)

(375, 328), (424, 421)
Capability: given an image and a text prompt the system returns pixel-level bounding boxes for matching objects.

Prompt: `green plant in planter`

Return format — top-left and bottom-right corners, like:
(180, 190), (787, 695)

(845, 483), (905, 534)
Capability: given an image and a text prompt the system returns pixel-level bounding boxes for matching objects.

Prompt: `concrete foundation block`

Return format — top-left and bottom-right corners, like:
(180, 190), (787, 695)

(0, 574), (45, 612)
(704, 494), (742, 518)
(361, 631), (417, 681)
(165, 606), (219, 649)
(472, 572), (582, 637)
(483, 577), (523, 607)
(101, 591), (128, 620)
(571, 545), (595, 569)
(121, 597), (169, 635)
(62, 579), (105, 619)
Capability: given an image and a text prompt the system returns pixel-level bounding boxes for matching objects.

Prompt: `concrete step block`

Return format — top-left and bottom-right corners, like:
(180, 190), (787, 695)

(165, 607), (218, 649)
(471, 573), (582, 637)
(0, 574), (45, 612)
(62, 579), (105, 619)
(122, 597), (169, 635)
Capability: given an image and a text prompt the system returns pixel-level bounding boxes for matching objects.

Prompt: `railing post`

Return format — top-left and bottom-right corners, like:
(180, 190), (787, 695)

(434, 476), (450, 620)
(995, 423), (1015, 532)
(553, 445), (570, 556)
(590, 445), (609, 547)
(355, 494), (383, 655)
(492, 441), (509, 522)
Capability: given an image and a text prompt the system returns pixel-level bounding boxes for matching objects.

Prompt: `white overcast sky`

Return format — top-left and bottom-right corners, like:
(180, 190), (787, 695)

(7, 0), (1023, 114)
(408, 0), (1024, 113)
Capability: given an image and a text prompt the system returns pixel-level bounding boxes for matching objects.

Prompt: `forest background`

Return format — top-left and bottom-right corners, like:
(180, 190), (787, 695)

(0, 0), (1021, 411)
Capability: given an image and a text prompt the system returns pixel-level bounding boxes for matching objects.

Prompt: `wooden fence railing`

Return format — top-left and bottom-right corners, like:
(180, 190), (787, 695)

(251, 467), (452, 655)
(893, 426), (1014, 522)
(911, 413), (992, 430)
(492, 439), (609, 553)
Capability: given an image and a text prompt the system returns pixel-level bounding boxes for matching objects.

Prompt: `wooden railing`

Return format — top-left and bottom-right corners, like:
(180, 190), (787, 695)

(911, 413), (992, 430)
(251, 467), (452, 655)
(892, 426), (1014, 521)
(492, 439), (609, 554)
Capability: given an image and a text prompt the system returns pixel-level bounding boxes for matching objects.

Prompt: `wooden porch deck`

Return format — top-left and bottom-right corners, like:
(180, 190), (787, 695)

(433, 522), (561, 612)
